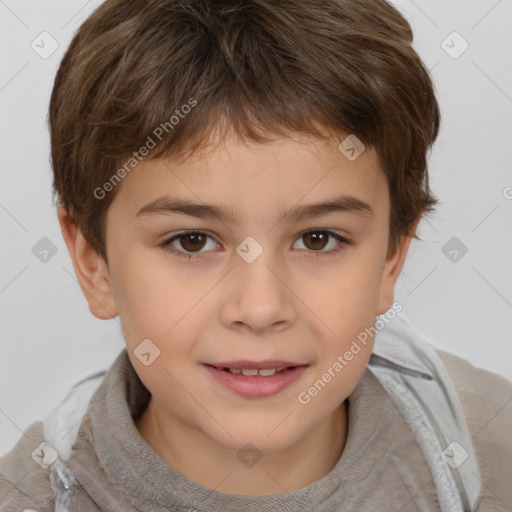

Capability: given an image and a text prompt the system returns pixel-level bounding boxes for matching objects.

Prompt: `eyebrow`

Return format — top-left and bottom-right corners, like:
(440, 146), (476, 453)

(135, 195), (374, 223)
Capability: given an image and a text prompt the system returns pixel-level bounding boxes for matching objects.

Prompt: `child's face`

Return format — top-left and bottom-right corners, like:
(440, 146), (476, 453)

(79, 130), (411, 453)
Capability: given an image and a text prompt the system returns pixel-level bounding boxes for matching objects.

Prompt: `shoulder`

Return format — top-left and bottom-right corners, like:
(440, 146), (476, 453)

(0, 421), (54, 512)
(435, 349), (512, 510)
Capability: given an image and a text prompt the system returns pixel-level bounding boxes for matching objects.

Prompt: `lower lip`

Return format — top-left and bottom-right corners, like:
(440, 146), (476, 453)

(203, 365), (308, 398)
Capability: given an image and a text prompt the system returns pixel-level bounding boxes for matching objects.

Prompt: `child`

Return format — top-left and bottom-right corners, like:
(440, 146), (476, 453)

(1, 0), (511, 510)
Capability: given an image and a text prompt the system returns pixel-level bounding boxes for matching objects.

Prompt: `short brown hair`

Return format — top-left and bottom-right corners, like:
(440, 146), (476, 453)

(50, 0), (440, 263)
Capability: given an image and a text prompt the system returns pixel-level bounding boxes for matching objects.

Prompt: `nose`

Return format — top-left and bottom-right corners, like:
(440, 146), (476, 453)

(220, 245), (296, 334)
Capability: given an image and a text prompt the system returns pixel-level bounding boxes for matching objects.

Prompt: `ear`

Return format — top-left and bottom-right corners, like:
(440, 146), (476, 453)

(376, 217), (420, 316)
(57, 204), (118, 320)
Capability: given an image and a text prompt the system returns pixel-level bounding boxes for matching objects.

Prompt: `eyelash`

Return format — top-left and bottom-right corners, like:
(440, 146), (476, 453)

(159, 229), (351, 261)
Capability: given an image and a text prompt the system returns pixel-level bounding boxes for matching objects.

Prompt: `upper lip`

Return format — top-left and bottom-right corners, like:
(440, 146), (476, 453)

(205, 360), (307, 369)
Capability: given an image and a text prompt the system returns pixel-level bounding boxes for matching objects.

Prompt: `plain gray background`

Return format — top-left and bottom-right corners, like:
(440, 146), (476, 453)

(1, 0), (511, 457)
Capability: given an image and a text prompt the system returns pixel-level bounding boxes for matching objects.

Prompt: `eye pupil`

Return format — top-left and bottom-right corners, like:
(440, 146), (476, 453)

(304, 231), (328, 250)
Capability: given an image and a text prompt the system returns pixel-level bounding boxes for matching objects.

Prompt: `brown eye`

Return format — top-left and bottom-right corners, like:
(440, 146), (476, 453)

(293, 229), (349, 256)
(302, 231), (329, 251)
(177, 232), (208, 252)
(161, 230), (221, 259)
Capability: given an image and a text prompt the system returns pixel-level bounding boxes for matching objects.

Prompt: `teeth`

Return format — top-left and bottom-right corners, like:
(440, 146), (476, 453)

(227, 368), (286, 376)
(241, 369), (259, 376)
(258, 368), (277, 376)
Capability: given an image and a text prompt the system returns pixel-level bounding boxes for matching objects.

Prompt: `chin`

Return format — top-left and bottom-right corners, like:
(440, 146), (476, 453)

(208, 419), (304, 454)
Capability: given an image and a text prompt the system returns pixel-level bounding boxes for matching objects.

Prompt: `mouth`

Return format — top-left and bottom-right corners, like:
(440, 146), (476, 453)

(203, 361), (309, 398)
(205, 359), (307, 376)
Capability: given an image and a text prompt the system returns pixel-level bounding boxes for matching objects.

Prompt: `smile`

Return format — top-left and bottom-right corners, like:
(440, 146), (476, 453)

(203, 363), (309, 398)
(221, 367), (290, 376)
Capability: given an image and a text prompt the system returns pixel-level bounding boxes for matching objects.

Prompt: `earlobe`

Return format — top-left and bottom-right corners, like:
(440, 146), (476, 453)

(57, 204), (118, 320)
(376, 218), (419, 316)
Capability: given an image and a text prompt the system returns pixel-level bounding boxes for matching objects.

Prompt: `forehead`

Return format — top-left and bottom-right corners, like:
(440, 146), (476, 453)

(109, 131), (388, 224)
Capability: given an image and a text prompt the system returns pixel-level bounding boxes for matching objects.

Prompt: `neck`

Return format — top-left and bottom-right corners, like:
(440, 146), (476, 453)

(136, 399), (348, 495)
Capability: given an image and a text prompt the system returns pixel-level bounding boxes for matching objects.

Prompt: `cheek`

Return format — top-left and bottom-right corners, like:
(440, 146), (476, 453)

(305, 253), (382, 386)
(108, 252), (186, 343)
(112, 253), (214, 375)
(308, 254), (383, 331)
